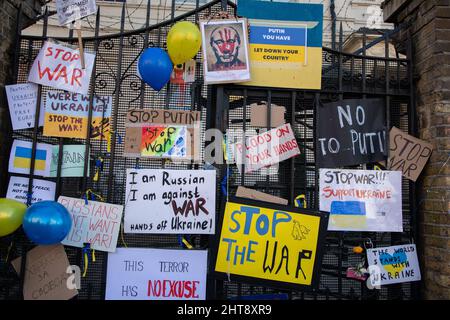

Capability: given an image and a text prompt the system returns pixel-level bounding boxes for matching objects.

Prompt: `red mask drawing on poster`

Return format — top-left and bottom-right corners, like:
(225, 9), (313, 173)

(28, 41), (95, 95)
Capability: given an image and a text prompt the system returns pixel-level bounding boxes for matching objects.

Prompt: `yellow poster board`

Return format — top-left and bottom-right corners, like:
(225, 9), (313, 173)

(214, 197), (328, 289)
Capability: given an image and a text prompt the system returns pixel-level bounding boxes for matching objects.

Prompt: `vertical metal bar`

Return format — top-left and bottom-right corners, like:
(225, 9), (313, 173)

(107, 3), (126, 203)
(290, 91), (296, 204)
(330, 0), (336, 50)
(265, 90), (272, 193)
(11, 4), (22, 84)
(362, 29), (367, 98)
(81, 7), (101, 194)
(240, 89), (247, 186)
(195, 0), (200, 24)
(171, 0), (176, 21)
(385, 34), (391, 151)
(338, 23), (343, 98)
(221, 0), (228, 11)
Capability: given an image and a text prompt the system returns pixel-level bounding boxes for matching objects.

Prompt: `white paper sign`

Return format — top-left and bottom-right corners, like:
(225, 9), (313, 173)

(105, 248), (208, 300)
(6, 176), (56, 204)
(56, 0), (97, 26)
(319, 169), (403, 232)
(8, 140), (53, 177)
(367, 244), (421, 286)
(28, 41), (95, 95)
(124, 169), (216, 234)
(5, 83), (44, 130)
(58, 196), (123, 252)
(234, 123), (300, 173)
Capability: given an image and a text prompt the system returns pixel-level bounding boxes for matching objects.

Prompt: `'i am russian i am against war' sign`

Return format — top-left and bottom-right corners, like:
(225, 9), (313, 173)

(367, 244), (421, 286)
(28, 41), (95, 95)
(105, 248), (207, 300)
(319, 169), (403, 232)
(214, 197), (329, 290)
(44, 91), (112, 139)
(124, 169), (216, 234)
(317, 99), (387, 167)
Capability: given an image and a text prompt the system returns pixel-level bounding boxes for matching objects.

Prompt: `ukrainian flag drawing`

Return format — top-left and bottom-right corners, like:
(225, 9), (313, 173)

(238, 0), (323, 90)
(13, 146), (47, 171)
(330, 201), (367, 229)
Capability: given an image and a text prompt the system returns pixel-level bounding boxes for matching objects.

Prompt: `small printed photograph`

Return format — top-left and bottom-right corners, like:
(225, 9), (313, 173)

(200, 18), (251, 84)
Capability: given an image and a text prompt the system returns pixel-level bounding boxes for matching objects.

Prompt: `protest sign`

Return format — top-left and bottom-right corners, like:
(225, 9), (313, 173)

(214, 197), (328, 289)
(367, 244), (421, 286)
(125, 109), (201, 161)
(200, 19), (251, 84)
(11, 244), (78, 300)
(124, 169), (216, 234)
(317, 98), (387, 167)
(5, 83), (44, 130)
(319, 169), (403, 232)
(7, 176), (56, 204)
(28, 41), (95, 95)
(250, 103), (285, 128)
(234, 123), (300, 173)
(50, 145), (88, 177)
(237, 1), (323, 90)
(8, 140), (53, 177)
(58, 196), (123, 252)
(44, 91), (112, 139)
(105, 248), (207, 300)
(56, 0), (97, 26)
(387, 126), (433, 181)
(170, 60), (196, 84)
(236, 186), (288, 205)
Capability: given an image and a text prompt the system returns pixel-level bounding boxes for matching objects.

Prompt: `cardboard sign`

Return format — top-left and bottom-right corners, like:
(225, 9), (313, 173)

(125, 109), (200, 161)
(387, 126), (433, 181)
(105, 248), (208, 300)
(236, 186), (288, 205)
(250, 103), (286, 128)
(200, 18), (251, 84)
(9, 140), (53, 177)
(50, 145), (89, 177)
(11, 245), (78, 300)
(214, 197), (328, 289)
(58, 196), (123, 252)
(44, 91), (112, 139)
(237, 1), (323, 90)
(56, 0), (97, 25)
(234, 123), (300, 173)
(124, 169), (216, 234)
(317, 99), (387, 167)
(5, 83), (44, 130)
(319, 169), (403, 232)
(6, 176), (56, 204)
(28, 41), (95, 95)
(367, 244), (421, 286)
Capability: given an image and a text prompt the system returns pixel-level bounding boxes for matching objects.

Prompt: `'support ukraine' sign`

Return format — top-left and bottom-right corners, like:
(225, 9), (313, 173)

(319, 169), (403, 232)
(214, 197), (328, 290)
(124, 169), (216, 234)
(105, 248), (207, 300)
(234, 123), (300, 173)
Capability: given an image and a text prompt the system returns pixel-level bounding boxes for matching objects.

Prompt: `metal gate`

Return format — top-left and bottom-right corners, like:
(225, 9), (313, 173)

(0, 0), (419, 300)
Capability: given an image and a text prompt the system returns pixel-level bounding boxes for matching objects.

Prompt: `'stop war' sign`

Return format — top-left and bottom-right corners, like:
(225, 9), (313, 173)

(317, 98), (387, 167)
(214, 197), (329, 290)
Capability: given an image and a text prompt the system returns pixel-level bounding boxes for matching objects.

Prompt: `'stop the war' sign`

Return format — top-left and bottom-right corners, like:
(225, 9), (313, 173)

(56, 0), (97, 26)
(317, 99), (387, 167)
(28, 41), (95, 95)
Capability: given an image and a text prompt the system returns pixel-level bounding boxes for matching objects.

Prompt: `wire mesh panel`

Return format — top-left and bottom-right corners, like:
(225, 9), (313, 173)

(0, 0), (418, 301)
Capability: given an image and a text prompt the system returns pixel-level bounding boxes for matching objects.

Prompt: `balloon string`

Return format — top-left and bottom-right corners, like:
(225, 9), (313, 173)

(5, 241), (14, 263)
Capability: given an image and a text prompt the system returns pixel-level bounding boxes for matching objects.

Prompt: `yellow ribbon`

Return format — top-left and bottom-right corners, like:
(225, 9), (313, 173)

(295, 194), (307, 208)
(182, 237), (193, 249)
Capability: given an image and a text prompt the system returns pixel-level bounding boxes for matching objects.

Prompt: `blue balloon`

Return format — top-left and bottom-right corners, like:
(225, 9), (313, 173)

(23, 201), (72, 245)
(138, 48), (173, 91)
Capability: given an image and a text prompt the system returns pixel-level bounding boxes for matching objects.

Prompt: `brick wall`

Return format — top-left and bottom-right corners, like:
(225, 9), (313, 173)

(383, 0), (450, 300)
(0, 0), (44, 195)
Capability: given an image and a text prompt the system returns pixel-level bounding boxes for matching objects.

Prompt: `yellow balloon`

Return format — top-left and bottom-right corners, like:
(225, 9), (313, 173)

(167, 21), (201, 65)
(0, 198), (27, 237)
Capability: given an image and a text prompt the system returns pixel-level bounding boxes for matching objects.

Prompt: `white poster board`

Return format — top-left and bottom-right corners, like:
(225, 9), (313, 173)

(105, 248), (207, 300)
(319, 169), (403, 232)
(124, 169), (216, 234)
(8, 140), (53, 177)
(6, 176), (56, 204)
(5, 83), (44, 130)
(234, 123), (300, 173)
(58, 196), (123, 252)
(56, 0), (97, 26)
(367, 244), (421, 286)
(28, 41), (95, 95)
